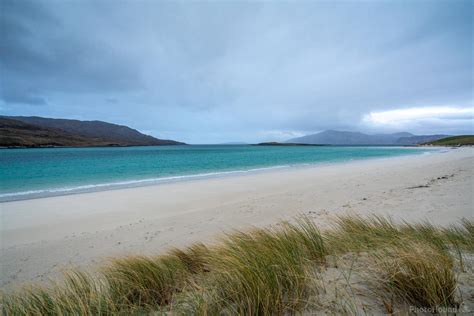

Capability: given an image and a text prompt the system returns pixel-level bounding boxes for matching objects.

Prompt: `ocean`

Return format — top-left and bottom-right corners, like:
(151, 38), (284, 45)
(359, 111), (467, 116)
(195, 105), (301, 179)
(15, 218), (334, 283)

(0, 145), (437, 201)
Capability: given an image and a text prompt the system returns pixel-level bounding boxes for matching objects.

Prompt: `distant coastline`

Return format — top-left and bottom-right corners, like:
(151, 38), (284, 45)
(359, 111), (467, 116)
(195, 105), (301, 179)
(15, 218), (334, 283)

(0, 143), (187, 150)
(3, 116), (469, 149)
(0, 116), (184, 148)
(420, 135), (474, 147)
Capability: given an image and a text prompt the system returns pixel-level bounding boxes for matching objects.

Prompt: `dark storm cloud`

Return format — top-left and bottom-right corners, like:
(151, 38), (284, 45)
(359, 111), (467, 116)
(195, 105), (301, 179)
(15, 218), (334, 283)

(1, 0), (472, 143)
(1, 0), (142, 104)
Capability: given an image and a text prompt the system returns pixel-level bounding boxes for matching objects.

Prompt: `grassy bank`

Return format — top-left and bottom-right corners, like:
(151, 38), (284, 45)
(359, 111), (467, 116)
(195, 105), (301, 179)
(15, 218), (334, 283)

(424, 135), (474, 146)
(2, 215), (473, 315)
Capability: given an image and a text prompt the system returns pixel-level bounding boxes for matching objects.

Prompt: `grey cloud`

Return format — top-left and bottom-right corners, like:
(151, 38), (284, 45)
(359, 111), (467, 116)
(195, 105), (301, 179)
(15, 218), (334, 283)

(1, 0), (143, 105)
(1, 91), (47, 106)
(0, 0), (472, 142)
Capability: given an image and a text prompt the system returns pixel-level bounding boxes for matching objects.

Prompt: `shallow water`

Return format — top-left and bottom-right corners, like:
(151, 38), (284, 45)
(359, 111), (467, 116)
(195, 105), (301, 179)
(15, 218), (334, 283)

(0, 145), (436, 201)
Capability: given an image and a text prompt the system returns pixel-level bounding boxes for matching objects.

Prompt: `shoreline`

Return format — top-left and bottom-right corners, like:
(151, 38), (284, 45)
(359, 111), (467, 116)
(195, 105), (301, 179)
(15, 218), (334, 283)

(1, 146), (438, 202)
(1, 147), (473, 287)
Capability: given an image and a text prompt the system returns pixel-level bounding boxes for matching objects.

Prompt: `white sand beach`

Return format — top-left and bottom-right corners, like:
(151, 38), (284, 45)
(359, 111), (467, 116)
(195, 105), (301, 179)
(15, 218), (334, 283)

(1, 148), (473, 287)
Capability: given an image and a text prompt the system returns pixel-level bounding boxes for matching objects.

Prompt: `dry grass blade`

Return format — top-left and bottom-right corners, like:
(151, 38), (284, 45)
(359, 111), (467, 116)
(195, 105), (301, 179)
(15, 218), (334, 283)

(169, 242), (211, 274)
(102, 255), (187, 308)
(179, 216), (326, 314)
(373, 240), (458, 309)
(1, 270), (116, 315)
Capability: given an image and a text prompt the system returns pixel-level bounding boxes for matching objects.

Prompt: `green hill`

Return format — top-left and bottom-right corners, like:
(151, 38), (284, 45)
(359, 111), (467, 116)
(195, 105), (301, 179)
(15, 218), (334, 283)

(423, 135), (474, 146)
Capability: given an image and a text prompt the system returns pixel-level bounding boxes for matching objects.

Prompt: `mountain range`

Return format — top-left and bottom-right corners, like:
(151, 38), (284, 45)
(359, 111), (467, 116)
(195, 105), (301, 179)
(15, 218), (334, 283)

(0, 116), (184, 148)
(287, 130), (449, 145)
(0, 116), (454, 148)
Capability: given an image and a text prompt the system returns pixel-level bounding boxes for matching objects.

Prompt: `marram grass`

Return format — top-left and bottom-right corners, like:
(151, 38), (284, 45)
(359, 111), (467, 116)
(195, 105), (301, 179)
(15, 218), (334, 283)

(185, 218), (327, 314)
(373, 240), (458, 309)
(1, 270), (117, 315)
(1, 215), (472, 315)
(102, 254), (187, 308)
(326, 214), (473, 254)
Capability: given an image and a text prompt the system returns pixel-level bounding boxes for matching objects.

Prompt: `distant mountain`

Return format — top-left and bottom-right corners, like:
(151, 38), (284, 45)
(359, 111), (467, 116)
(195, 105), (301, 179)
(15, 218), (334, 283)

(287, 130), (449, 145)
(0, 116), (184, 148)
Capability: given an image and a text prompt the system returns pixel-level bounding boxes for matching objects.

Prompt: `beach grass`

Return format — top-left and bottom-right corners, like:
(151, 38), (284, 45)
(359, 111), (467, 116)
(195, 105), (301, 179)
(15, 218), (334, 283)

(2, 215), (472, 315)
(326, 215), (473, 254)
(102, 255), (188, 309)
(178, 218), (326, 314)
(373, 240), (457, 309)
(0, 270), (117, 315)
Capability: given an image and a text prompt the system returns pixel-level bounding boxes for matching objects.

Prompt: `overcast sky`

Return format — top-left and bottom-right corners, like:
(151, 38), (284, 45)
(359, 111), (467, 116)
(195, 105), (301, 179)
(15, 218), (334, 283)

(1, 0), (472, 143)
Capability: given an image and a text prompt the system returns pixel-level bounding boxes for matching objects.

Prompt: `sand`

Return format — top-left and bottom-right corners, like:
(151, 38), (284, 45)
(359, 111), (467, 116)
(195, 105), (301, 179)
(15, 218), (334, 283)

(1, 147), (473, 288)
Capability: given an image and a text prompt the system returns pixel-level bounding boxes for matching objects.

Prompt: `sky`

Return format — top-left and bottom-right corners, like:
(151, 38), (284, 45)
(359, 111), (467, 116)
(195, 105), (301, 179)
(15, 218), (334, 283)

(1, 0), (472, 144)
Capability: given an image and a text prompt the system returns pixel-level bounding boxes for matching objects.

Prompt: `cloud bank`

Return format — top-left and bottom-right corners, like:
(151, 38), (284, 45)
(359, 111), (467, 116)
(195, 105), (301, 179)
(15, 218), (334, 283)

(363, 106), (474, 135)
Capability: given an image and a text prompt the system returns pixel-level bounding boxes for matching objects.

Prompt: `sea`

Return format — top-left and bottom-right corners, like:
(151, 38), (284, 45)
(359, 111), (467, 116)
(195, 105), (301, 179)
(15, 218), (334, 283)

(0, 145), (438, 202)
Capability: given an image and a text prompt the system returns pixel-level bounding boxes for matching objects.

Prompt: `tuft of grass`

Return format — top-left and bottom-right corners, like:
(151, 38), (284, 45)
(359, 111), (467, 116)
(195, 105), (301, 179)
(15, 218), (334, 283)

(180, 217), (327, 314)
(326, 215), (401, 252)
(373, 240), (458, 309)
(169, 242), (211, 274)
(283, 216), (328, 262)
(326, 215), (473, 255)
(441, 219), (474, 253)
(1, 270), (116, 315)
(102, 254), (187, 309)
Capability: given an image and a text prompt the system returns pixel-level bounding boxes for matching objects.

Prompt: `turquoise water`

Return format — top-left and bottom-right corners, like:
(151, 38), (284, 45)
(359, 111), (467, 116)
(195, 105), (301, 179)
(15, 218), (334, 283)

(0, 145), (436, 201)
